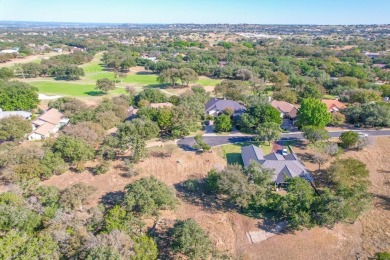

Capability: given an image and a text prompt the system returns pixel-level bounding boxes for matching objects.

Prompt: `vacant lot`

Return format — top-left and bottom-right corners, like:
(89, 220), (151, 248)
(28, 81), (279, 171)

(42, 137), (390, 259)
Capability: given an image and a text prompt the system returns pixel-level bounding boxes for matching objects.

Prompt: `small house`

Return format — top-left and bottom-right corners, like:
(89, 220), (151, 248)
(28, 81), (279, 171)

(28, 108), (69, 140)
(270, 100), (298, 121)
(321, 99), (346, 113)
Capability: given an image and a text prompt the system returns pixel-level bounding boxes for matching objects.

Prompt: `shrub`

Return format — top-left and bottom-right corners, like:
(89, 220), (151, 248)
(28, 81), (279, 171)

(339, 131), (359, 148)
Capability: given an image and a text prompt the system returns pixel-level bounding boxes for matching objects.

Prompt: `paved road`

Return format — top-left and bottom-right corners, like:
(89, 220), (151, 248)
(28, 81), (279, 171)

(177, 129), (390, 148)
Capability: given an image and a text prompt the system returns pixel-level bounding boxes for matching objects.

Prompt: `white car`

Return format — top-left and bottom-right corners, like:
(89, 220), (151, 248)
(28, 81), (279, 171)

(357, 132), (368, 138)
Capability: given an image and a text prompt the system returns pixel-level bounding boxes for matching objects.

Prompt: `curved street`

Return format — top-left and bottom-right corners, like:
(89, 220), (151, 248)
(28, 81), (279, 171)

(177, 129), (390, 148)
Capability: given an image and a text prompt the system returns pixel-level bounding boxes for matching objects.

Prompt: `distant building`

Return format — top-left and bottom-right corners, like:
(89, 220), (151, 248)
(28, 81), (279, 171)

(53, 48), (63, 53)
(241, 144), (311, 185)
(28, 108), (69, 140)
(364, 52), (380, 58)
(141, 54), (157, 62)
(373, 64), (387, 69)
(70, 47), (86, 53)
(270, 100), (298, 120)
(0, 110), (32, 120)
(321, 99), (346, 113)
(0, 49), (18, 54)
(205, 98), (246, 117)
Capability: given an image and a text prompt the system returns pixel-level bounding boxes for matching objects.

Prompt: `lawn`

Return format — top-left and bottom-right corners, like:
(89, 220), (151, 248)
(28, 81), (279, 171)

(82, 62), (105, 74)
(220, 142), (273, 165)
(123, 74), (159, 85)
(197, 77), (221, 86)
(81, 53), (105, 73)
(85, 71), (116, 81)
(29, 81), (126, 97)
(25, 52), (223, 98)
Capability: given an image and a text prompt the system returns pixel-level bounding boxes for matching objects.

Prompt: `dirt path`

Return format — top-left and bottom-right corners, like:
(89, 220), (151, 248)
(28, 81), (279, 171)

(0, 52), (68, 68)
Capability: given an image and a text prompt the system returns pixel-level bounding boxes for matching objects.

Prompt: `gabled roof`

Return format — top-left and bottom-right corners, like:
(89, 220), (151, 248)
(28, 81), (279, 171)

(241, 144), (310, 184)
(37, 108), (65, 125)
(321, 99), (346, 111)
(33, 122), (57, 136)
(270, 100), (298, 118)
(205, 98), (246, 114)
(241, 144), (265, 167)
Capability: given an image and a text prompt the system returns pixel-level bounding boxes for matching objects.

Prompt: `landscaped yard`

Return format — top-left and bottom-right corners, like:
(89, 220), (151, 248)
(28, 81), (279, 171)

(220, 142), (272, 165)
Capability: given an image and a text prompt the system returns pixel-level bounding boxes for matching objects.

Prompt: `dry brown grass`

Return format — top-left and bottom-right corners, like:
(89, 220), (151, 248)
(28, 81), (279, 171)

(43, 146), (226, 209)
(43, 137), (390, 259)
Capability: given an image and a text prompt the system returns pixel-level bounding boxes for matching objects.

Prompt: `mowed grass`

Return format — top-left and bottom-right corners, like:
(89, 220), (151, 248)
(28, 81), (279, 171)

(28, 53), (222, 97)
(197, 77), (221, 86)
(82, 62), (105, 74)
(123, 74), (159, 85)
(30, 81), (126, 97)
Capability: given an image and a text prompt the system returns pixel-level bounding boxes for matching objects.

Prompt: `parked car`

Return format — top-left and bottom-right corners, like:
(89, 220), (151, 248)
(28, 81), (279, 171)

(358, 132), (368, 138)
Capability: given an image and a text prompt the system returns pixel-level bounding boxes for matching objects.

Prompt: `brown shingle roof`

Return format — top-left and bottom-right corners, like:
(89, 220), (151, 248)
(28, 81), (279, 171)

(33, 122), (57, 136)
(271, 100), (298, 118)
(38, 108), (64, 125)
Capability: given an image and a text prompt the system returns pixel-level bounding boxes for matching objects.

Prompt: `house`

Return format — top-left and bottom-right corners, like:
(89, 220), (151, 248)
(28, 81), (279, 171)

(241, 144), (311, 185)
(373, 64), (387, 69)
(70, 47), (85, 53)
(53, 48), (63, 53)
(364, 52), (380, 58)
(205, 98), (246, 117)
(0, 110), (32, 120)
(28, 109), (69, 140)
(141, 54), (158, 62)
(0, 49), (18, 54)
(126, 103), (173, 120)
(321, 99), (346, 113)
(270, 100), (298, 120)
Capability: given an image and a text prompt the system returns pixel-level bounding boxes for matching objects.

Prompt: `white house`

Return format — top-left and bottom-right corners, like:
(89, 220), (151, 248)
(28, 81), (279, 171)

(0, 109), (32, 120)
(28, 108), (69, 140)
(0, 49), (18, 54)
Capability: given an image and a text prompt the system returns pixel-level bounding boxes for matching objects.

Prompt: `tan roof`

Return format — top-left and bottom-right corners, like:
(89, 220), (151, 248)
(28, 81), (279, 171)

(38, 108), (64, 125)
(33, 122), (57, 136)
(32, 119), (46, 126)
(321, 99), (346, 111)
(271, 100), (298, 118)
(150, 102), (173, 109)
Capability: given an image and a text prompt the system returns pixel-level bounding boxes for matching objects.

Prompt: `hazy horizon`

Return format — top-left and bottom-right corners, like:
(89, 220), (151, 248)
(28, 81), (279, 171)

(0, 20), (389, 26)
(1, 0), (390, 25)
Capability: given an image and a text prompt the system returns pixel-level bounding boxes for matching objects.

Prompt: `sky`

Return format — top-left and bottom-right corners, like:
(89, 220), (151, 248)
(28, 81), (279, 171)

(0, 0), (389, 25)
